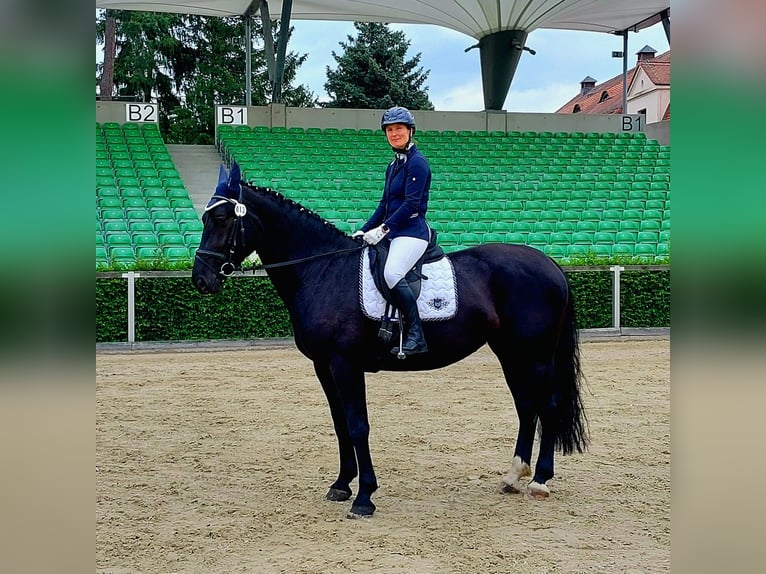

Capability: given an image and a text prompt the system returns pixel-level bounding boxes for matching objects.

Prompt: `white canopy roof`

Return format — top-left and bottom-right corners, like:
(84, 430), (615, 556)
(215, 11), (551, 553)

(95, 1), (670, 39)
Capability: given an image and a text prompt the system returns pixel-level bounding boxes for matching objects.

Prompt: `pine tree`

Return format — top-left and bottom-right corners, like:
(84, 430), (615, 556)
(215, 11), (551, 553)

(324, 22), (433, 110)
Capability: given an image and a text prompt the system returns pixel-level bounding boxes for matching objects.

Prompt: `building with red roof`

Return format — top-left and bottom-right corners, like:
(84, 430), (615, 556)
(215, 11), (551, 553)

(557, 46), (670, 124)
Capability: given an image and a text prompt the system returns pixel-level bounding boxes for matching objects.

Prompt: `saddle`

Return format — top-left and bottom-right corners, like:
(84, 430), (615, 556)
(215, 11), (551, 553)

(367, 231), (445, 345)
(367, 229), (445, 303)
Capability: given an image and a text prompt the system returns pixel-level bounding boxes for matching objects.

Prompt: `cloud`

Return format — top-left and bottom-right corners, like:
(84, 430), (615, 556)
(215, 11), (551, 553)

(504, 82), (580, 113)
(431, 80), (484, 111)
(433, 79), (579, 113)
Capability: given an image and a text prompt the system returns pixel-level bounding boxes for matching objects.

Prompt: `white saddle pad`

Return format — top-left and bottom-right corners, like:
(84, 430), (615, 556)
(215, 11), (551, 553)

(359, 247), (458, 321)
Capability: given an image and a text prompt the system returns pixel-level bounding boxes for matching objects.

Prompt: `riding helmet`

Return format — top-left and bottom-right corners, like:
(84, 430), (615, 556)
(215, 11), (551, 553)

(381, 106), (416, 130)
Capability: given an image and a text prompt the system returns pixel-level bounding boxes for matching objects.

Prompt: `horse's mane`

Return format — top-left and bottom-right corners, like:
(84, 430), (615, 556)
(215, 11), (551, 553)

(243, 180), (352, 240)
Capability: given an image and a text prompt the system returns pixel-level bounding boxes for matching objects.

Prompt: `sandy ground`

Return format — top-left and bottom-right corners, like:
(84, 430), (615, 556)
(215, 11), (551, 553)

(97, 338), (669, 574)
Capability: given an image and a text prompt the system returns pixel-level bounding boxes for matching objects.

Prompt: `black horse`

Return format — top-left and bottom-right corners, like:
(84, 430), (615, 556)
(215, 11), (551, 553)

(192, 163), (588, 518)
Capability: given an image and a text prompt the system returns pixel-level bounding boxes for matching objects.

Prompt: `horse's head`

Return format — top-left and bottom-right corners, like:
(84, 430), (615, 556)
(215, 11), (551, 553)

(192, 162), (258, 294)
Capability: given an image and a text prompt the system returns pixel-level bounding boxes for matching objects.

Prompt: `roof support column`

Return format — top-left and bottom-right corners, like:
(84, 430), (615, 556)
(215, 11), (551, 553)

(477, 29), (528, 111)
(661, 8), (670, 42)
(621, 30), (629, 114)
(272, 0), (293, 103)
(243, 1), (262, 107)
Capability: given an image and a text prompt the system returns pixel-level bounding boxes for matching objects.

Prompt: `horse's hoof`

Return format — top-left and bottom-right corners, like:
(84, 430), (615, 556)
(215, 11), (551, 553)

(526, 481), (550, 499)
(326, 487), (352, 502)
(497, 480), (524, 494)
(346, 504), (375, 519)
(497, 456), (532, 494)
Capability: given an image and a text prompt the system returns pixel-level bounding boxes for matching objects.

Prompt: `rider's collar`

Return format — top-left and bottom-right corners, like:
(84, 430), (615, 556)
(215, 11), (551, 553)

(392, 142), (414, 161)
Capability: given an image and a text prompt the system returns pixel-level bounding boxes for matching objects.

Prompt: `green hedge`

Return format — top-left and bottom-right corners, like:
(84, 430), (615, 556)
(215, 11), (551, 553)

(96, 276), (292, 342)
(96, 268), (669, 342)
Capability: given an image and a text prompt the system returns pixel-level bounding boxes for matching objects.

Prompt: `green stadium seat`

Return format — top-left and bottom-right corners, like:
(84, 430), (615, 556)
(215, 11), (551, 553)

(597, 220), (619, 233)
(549, 232), (571, 245)
(469, 221), (490, 233)
(555, 221), (576, 233)
(620, 220), (640, 233)
(533, 221), (555, 233)
(612, 244), (634, 257)
(593, 231), (615, 244)
(638, 231), (659, 243)
(482, 232), (505, 243)
(605, 199), (626, 211)
(634, 244), (657, 259)
(143, 186), (166, 198)
(571, 231), (593, 244)
(132, 232), (159, 247)
(640, 219), (662, 232)
(544, 244), (567, 259)
(98, 197), (122, 209)
(505, 232), (526, 244)
(622, 209), (642, 221)
(566, 244), (590, 258)
(122, 197), (146, 210)
(163, 246), (191, 260)
(591, 245), (612, 258)
(512, 221), (533, 234)
(657, 243), (669, 257)
(109, 246), (136, 263)
(616, 231), (637, 244)
(126, 209), (152, 221)
(644, 209), (663, 221)
(527, 234), (548, 248)
(659, 230), (671, 243)
(184, 233), (202, 247)
(147, 198), (171, 209)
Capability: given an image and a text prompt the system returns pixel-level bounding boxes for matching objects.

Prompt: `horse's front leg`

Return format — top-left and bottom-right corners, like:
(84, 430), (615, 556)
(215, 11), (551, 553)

(328, 353), (378, 518)
(314, 361), (356, 502)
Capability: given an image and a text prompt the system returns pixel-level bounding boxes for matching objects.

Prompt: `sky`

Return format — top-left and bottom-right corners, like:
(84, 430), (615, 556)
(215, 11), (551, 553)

(96, 14), (669, 113)
(287, 20), (670, 112)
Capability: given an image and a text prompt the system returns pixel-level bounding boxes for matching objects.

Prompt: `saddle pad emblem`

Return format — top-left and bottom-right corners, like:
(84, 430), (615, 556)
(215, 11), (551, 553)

(359, 248), (458, 321)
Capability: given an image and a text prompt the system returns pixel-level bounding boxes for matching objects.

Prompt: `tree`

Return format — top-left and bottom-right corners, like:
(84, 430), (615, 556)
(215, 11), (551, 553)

(95, 11), (317, 144)
(324, 22), (433, 110)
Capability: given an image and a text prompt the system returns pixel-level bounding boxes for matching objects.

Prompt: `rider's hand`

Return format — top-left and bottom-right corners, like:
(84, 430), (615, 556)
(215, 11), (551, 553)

(363, 224), (389, 245)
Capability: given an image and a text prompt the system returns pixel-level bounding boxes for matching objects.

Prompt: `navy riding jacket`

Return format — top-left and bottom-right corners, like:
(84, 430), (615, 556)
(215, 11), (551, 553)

(361, 144), (431, 241)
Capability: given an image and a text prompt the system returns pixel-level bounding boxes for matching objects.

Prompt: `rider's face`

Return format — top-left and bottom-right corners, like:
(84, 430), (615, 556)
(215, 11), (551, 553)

(385, 123), (411, 149)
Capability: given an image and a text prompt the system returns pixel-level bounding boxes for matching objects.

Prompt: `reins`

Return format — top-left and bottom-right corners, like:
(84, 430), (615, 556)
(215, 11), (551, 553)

(196, 187), (365, 276)
(247, 244), (365, 271)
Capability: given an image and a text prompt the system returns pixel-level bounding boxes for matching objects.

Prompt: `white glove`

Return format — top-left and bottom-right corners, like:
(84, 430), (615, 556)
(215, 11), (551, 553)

(363, 224), (389, 245)
(351, 230), (364, 239)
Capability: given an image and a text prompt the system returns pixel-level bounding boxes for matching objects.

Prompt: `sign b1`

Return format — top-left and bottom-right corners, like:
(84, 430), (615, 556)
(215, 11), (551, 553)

(216, 106), (248, 125)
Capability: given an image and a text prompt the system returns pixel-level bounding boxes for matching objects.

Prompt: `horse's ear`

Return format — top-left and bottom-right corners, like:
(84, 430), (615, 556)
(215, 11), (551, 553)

(229, 161), (241, 186)
(217, 164), (228, 187)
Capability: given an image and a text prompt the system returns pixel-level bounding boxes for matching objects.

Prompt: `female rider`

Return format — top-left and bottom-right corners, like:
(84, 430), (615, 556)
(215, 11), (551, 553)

(353, 106), (432, 357)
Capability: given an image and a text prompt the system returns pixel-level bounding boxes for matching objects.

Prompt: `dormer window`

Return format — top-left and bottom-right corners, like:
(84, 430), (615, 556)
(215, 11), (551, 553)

(599, 91), (609, 103)
(573, 104), (581, 113)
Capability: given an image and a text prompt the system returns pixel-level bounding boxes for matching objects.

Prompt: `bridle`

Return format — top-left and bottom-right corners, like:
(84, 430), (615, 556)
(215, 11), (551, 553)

(194, 189), (364, 277)
(194, 191), (251, 277)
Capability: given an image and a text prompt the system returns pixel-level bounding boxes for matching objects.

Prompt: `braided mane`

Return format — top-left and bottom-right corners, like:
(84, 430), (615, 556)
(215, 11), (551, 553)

(243, 181), (351, 240)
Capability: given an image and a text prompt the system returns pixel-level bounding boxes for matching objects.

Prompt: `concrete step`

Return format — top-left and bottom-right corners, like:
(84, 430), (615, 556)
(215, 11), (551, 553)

(166, 144), (225, 215)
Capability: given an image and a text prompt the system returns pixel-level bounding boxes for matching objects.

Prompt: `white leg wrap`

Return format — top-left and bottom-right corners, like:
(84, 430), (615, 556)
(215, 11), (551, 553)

(497, 455), (532, 494)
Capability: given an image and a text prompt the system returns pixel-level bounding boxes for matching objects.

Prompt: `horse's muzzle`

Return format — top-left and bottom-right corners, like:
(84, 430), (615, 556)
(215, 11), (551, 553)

(192, 267), (223, 294)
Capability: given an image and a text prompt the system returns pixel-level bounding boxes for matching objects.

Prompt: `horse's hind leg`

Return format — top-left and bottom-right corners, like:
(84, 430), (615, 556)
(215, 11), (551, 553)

(314, 361), (356, 502)
(491, 347), (536, 494)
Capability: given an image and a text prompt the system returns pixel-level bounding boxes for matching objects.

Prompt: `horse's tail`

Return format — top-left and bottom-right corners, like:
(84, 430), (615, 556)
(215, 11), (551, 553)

(552, 281), (589, 454)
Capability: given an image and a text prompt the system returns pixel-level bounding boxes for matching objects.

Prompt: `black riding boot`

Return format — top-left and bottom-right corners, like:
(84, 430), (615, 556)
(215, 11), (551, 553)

(389, 279), (428, 357)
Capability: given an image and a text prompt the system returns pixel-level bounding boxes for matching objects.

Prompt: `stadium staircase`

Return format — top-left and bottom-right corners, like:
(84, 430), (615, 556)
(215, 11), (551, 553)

(165, 144), (224, 215)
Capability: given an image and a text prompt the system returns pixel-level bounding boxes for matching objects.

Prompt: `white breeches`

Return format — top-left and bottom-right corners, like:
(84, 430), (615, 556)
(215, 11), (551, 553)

(384, 236), (429, 289)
